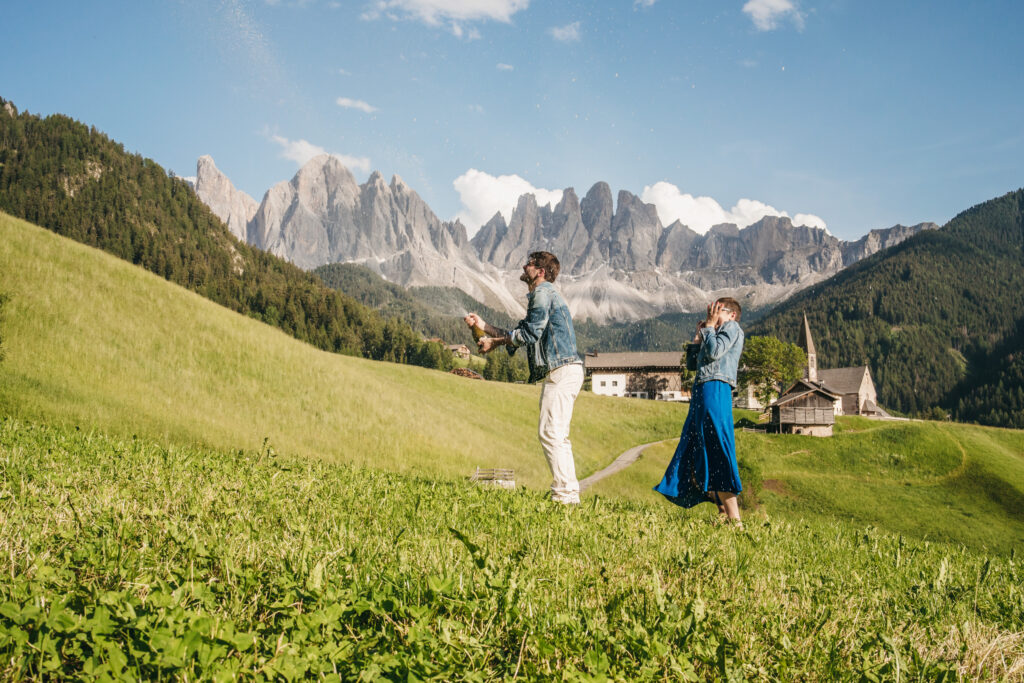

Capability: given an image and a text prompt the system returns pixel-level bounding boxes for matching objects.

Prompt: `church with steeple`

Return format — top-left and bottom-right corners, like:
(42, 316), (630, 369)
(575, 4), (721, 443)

(768, 315), (889, 436)
(797, 314), (887, 417)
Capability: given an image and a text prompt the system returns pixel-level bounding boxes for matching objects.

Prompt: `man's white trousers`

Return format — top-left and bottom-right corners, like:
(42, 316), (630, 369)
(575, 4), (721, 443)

(538, 363), (584, 504)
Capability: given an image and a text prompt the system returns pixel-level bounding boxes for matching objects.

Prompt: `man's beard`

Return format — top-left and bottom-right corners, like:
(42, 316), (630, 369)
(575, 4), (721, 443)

(520, 272), (532, 284)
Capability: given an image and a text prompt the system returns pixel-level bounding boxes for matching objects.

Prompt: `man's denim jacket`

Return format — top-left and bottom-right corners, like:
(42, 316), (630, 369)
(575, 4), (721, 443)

(506, 281), (581, 383)
(695, 320), (745, 388)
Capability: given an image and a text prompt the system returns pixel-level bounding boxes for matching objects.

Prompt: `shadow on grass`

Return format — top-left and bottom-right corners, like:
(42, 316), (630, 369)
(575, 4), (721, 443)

(956, 462), (1024, 521)
(735, 417), (765, 430)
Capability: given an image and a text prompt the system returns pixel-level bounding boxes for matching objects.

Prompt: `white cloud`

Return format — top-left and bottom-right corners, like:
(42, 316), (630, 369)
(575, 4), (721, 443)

(742, 0), (804, 31)
(270, 135), (326, 166)
(269, 134), (371, 173)
(334, 154), (373, 174)
(793, 213), (828, 232)
(549, 21), (581, 42)
(453, 169), (562, 234)
(634, 0), (657, 7)
(336, 97), (377, 113)
(362, 0), (529, 25)
(640, 181), (827, 234)
(496, 62), (514, 71)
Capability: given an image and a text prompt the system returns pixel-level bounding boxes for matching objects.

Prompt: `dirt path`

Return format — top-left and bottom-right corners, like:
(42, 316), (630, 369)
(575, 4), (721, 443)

(579, 439), (674, 492)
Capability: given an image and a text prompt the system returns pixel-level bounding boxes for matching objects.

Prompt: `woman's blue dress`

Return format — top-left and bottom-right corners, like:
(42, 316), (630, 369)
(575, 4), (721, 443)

(654, 379), (742, 508)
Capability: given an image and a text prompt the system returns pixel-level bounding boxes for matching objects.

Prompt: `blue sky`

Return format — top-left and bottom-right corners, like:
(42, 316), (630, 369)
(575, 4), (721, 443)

(3, 0), (1022, 240)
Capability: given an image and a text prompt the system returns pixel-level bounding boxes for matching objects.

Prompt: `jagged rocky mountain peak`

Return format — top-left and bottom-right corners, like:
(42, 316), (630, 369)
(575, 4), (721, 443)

(556, 187), (580, 211)
(193, 155), (258, 242)
(192, 156), (936, 322)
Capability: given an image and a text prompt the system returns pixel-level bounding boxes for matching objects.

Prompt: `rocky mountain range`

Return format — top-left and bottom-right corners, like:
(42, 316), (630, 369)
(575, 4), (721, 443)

(193, 155), (936, 323)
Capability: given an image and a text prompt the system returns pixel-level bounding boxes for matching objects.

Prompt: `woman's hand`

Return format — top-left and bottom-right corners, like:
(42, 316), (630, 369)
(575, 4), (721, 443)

(705, 301), (726, 328)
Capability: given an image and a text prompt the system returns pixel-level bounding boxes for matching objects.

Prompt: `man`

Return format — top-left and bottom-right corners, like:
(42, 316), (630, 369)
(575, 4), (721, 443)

(464, 251), (584, 504)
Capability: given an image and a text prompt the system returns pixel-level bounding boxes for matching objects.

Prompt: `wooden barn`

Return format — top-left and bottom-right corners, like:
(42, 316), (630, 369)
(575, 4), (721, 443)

(770, 379), (841, 437)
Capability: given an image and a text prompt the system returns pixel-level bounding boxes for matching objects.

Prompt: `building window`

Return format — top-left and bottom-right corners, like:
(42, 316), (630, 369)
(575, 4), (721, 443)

(612, 380), (618, 387)
(600, 380), (606, 387)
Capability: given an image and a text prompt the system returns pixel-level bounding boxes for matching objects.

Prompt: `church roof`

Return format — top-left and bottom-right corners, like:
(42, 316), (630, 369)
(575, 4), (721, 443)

(818, 366), (869, 394)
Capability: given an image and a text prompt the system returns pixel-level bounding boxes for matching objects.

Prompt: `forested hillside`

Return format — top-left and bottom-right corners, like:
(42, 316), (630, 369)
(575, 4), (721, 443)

(0, 98), (448, 369)
(751, 188), (1024, 426)
(312, 263), (511, 344)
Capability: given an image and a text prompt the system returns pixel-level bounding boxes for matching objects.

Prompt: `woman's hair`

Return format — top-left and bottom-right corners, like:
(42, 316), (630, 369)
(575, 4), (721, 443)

(529, 251), (561, 282)
(716, 296), (742, 321)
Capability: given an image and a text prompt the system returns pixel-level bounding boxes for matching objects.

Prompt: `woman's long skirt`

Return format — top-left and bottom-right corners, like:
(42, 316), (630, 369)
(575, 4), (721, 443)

(654, 380), (742, 508)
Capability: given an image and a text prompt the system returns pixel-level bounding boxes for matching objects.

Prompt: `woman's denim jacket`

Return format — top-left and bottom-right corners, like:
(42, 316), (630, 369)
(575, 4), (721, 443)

(695, 320), (745, 388)
(506, 281), (581, 383)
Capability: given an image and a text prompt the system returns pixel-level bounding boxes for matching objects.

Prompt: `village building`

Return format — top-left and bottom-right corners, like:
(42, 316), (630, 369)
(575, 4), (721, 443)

(770, 379), (841, 436)
(425, 337), (473, 361)
(583, 351), (689, 401)
(445, 344), (472, 360)
(797, 314), (890, 417)
(734, 385), (765, 411)
(770, 315), (891, 435)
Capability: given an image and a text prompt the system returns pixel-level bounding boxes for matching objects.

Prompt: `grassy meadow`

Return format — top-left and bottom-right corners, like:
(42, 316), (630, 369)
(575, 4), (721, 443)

(2, 419), (1022, 680)
(2, 210), (1024, 679)
(590, 418), (1024, 554)
(0, 212), (681, 491)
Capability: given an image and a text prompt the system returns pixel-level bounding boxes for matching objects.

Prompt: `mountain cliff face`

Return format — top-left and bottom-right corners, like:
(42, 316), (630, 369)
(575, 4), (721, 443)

(193, 156), (258, 242)
(204, 155), (519, 315)
(194, 155), (935, 323)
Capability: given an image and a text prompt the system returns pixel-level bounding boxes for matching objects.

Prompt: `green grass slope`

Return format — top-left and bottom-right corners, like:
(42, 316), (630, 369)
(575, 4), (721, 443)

(590, 417), (1024, 553)
(0, 212), (681, 489)
(1, 419), (1021, 680)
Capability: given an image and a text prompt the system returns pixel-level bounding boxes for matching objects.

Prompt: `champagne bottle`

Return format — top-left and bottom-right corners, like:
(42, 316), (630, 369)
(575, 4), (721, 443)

(472, 324), (487, 341)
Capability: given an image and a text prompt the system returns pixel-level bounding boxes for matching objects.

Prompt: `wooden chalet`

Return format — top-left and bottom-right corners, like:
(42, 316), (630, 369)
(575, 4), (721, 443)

(770, 379), (841, 437)
(446, 344), (472, 360)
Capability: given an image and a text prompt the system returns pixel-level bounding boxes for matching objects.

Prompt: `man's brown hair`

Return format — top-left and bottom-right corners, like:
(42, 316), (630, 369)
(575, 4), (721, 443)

(717, 296), (742, 321)
(529, 251), (561, 283)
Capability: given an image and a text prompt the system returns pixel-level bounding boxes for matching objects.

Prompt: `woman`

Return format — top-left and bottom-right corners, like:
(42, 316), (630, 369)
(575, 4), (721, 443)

(654, 298), (745, 526)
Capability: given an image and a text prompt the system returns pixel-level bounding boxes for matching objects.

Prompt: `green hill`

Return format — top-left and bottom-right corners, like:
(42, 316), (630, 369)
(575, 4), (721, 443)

(589, 416), (1024, 554)
(750, 188), (1024, 426)
(0, 212), (680, 487)
(0, 98), (448, 370)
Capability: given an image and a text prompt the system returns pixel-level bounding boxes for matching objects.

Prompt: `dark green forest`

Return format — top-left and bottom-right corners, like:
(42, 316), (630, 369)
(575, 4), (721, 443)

(751, 188), (1024, 427)
(314, 263), (532, 379)
(0, 98), (451, 371)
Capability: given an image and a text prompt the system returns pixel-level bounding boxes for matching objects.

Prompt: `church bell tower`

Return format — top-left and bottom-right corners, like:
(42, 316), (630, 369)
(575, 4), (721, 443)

(799, 313), (817, 382)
